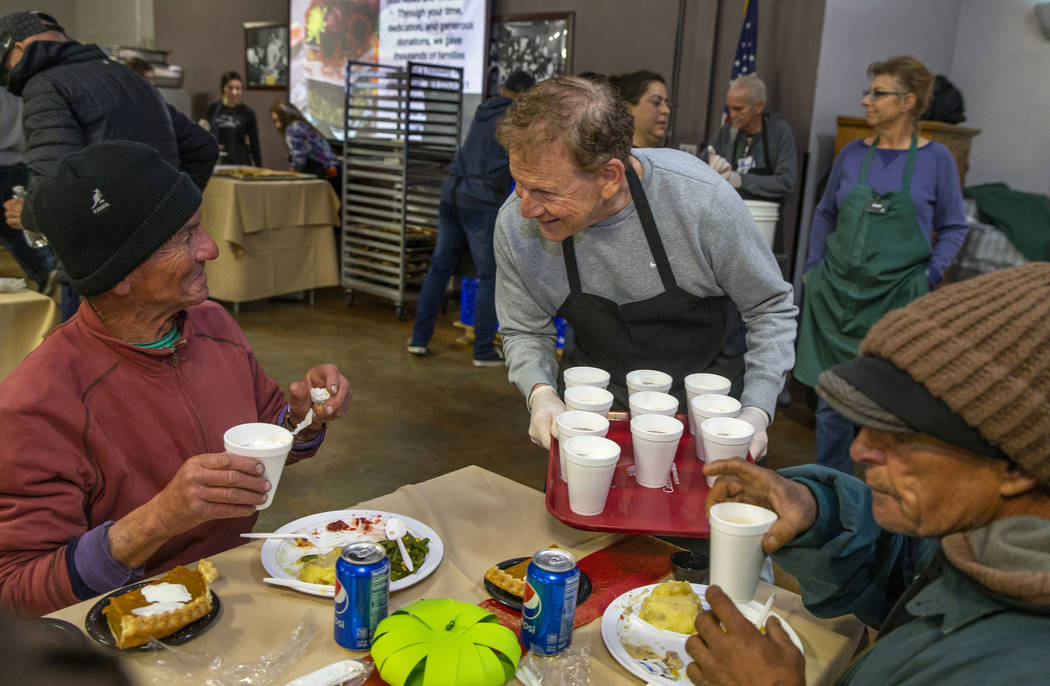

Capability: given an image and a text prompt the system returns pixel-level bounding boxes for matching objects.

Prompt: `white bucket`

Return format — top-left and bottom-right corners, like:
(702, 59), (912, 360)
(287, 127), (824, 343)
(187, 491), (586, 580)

(744, 199), (779, 249)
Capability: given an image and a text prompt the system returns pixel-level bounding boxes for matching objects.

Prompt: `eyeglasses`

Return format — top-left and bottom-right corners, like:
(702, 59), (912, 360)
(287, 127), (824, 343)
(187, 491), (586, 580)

(863, 89), (907, 100)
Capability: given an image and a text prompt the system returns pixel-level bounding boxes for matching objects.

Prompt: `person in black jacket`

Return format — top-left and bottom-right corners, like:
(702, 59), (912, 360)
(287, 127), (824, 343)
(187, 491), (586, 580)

(408, 69), (535, 366)
(203, 71), (262, 167)
(0, 10), (218, 320)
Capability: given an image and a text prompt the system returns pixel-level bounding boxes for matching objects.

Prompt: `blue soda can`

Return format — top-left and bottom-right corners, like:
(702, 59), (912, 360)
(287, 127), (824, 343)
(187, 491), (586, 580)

(520, 548), (580, 655)
(334, 541), (390, 650)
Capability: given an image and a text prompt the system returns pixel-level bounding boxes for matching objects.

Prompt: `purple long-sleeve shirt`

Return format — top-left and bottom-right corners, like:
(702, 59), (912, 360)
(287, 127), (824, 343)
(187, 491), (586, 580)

(805, 139), (968, 287)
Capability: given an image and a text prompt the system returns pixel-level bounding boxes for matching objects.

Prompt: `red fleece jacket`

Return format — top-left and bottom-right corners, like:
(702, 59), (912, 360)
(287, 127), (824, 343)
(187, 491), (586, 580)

(0, 301), (312, 615)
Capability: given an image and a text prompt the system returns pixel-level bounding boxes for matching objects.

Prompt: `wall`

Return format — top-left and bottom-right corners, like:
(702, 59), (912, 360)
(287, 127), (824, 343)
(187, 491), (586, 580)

(792, 0), (963, 288)
(75, 0), (153, 48)
(154, 0), (289, 169)
(951, 0), (1050, 194)
(0, 0), (79, 37)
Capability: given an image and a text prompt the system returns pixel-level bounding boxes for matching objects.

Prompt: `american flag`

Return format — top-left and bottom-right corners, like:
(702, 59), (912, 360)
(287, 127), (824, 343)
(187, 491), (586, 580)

(724, 0), (759, 122)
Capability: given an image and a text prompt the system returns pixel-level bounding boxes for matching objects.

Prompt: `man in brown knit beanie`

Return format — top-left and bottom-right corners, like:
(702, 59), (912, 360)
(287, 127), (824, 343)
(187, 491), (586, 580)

(685, 263), (1050, 686)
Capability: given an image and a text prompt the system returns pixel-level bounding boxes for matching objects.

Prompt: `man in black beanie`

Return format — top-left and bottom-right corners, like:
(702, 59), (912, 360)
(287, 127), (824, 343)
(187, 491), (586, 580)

(0, 9), (218, 319)
(0, 141), (353, 617)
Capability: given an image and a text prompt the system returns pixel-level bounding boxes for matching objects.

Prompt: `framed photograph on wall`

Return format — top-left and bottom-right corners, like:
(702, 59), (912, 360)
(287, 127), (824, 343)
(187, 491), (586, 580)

(487, 12), (574, 98)
(244, 21), (289, 89)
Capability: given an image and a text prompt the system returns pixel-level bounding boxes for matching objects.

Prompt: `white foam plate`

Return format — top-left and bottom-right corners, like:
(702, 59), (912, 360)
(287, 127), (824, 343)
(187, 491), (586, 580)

(260, 509), (443, 595)
(600, 583), (803, 684)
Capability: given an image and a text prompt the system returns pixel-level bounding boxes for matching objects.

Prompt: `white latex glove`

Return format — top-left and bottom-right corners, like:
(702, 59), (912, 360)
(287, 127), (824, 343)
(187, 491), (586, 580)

(722, 169), (743, 188)
(706, 146), (732, 174)
(739, 406), (770, 460)
(528, 385), (566, 450)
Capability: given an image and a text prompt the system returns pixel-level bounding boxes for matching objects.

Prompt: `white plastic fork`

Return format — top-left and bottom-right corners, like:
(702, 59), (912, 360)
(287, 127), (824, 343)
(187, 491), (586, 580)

(240, 530), (360, 549)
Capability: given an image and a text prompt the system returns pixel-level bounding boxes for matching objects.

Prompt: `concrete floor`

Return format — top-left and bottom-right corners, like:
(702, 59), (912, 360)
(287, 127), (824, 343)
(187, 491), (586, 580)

(1, 247), (820, 536)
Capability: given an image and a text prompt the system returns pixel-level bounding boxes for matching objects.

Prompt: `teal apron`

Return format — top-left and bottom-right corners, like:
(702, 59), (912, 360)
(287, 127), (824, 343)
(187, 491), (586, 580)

(795, 135), (930, 386)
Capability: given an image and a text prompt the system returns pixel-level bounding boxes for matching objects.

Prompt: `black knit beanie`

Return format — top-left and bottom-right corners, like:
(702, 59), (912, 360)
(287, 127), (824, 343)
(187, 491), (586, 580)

(24, 140), (202, 297)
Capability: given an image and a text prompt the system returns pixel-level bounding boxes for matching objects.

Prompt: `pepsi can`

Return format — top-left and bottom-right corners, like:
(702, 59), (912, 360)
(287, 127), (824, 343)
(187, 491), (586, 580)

(334, 541), (390, 650)
(521, 548), (580, 655)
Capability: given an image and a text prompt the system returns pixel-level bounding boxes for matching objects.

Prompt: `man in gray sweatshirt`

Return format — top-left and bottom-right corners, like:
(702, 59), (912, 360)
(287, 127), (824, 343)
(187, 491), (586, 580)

(493, 77), (797, 460)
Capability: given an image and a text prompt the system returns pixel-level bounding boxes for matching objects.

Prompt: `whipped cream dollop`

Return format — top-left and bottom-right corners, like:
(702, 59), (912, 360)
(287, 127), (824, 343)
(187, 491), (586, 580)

(131, 582), (192, 616)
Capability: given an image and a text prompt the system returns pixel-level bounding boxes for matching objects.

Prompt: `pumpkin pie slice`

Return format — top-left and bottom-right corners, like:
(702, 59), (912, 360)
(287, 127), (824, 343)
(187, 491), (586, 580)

(484, 545), (558, 598)
(102, 560), (218, 649)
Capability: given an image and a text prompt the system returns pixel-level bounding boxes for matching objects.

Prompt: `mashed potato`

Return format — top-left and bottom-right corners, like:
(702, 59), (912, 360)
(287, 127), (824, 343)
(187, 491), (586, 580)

(639, 580), (702, 634)
(297, 549), (341, 585)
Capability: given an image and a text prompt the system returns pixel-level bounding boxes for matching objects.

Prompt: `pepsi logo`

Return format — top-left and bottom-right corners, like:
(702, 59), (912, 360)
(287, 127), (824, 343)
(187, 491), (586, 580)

(522, 580), (542, 619)
(334, 580), (348, 613)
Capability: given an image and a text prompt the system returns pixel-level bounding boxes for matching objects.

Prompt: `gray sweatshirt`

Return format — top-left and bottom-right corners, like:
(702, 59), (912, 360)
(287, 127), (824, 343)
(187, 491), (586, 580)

(494, 147), (797, 418)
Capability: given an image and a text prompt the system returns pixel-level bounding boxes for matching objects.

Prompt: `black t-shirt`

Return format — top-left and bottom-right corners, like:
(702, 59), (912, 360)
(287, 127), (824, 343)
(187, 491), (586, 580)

(205, 102), (261, 166)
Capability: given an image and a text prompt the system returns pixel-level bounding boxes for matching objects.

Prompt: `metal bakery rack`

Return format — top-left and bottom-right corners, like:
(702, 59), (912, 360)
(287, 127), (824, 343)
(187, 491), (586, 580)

(341, 60), (463, 320)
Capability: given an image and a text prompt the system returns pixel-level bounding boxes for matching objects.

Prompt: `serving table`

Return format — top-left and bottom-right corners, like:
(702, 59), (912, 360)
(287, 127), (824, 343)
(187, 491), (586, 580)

(0, 288), (57, 381)
(201, 176), (340, 314)
(48, 466), (865, 685)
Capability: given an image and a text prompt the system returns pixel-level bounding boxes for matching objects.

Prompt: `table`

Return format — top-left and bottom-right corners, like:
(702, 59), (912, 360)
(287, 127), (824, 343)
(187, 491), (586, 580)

(201, 176), (340, 313)
(48, 466), (865, 685)
(0, 288), (57, 381)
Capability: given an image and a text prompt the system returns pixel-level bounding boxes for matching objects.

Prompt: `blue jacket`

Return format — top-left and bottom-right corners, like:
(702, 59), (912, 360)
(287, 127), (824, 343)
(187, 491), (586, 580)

(7, 40), (217, 194)
(776, 465), (1050, 685)
(440, 96), (513, 209)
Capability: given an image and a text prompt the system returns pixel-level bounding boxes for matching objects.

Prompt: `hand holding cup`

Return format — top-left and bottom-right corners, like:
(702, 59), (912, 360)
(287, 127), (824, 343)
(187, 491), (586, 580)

(704, 458), (819, 554)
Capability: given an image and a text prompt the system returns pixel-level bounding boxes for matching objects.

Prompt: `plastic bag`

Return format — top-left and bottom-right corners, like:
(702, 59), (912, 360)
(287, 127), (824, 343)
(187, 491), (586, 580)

(139, 612), (371, 686)
(517, 646), (592, 686)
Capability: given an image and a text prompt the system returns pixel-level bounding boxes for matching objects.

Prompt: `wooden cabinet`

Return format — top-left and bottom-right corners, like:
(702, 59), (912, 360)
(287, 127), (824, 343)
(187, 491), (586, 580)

(834, 116), (981, 185)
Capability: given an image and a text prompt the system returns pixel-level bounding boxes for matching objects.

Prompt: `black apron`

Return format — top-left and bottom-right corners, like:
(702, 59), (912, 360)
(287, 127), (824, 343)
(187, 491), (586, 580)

(730, 113), (773, 176)
(556, 164), (743, 411)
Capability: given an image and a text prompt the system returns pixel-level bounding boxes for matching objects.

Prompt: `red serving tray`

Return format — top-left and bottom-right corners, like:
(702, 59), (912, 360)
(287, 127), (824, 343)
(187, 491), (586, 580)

(546, 412), (726, 537)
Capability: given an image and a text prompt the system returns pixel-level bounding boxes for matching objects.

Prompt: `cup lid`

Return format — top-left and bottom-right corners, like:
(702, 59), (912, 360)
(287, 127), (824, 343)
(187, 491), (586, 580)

(700, 416), (753, 445)
(563, 435), (620, 466)
(691, 394), (741, 415)
(629, 390), (678, 411)
(684, 372), (731, 392)
(709, 502), (778, 534)
(564, 385), (614, 404)
(630, 413), (684, 439)
(556, 409), (610, 432)
(626, 369), (672, 385)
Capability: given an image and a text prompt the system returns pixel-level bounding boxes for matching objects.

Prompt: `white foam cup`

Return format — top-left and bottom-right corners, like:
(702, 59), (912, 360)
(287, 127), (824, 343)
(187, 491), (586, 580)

(625, 369), (673, 396)
(563, 435), (621, 516)
(628, 390), (679, 419)
(691, 394), (742, 460)
(708, 502), (778, 603)
(630, 414), (684, 488)
(684, 373), (733, 434)
(223, 422), (294, 510)
(555, 411), (610, 482)
(564, 385), (615, 417)
(563, 366), (611, 389)
(700, 416), (754, 487)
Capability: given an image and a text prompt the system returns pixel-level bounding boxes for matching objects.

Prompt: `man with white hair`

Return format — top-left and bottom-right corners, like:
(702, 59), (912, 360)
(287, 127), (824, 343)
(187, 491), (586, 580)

(706, 74), (797, 203)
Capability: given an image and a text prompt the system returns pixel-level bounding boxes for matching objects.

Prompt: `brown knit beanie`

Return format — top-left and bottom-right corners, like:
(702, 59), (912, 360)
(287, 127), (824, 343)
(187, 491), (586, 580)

(818, 263), (1050, 485)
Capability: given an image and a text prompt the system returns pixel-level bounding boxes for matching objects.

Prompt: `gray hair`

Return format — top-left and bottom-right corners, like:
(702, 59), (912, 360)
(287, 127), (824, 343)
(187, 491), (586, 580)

(729, 73), (766, 105)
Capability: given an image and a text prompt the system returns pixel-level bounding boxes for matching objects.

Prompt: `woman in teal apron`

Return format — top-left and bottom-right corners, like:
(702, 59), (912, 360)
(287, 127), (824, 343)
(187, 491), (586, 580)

(795, 56), (969, 473)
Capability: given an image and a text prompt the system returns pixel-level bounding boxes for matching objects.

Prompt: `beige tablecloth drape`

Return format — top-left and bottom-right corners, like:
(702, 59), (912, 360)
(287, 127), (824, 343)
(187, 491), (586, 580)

(201, 176), (340, 304)
(47, 466), (865, 685)
(0, 288), (57, 381)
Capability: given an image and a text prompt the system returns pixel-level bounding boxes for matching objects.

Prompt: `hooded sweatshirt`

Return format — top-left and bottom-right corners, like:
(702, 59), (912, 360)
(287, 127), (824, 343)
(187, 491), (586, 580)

(440, 95), (514, 209)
